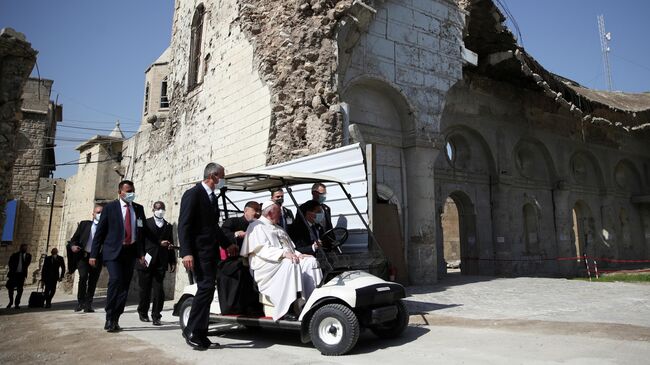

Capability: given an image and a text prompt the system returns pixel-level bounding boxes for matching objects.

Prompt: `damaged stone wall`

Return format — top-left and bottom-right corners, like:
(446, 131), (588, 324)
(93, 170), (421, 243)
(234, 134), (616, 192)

(0, 28), (36, 247)
(236, 0), (361, 163)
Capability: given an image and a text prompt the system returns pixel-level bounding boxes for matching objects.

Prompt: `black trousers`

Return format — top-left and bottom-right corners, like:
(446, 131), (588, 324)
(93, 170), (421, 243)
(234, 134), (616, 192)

(77, 255), (102, 306)
(137, 267), (166, 320)
(185, 256), (217, 338)
(104, 247), (136, 322)
(43, 280), (58, 305)
(5, 274), (26, 306)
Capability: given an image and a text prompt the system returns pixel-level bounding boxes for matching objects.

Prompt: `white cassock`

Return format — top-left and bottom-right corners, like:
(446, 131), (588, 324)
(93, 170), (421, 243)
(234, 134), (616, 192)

(240, 216), (323, 320)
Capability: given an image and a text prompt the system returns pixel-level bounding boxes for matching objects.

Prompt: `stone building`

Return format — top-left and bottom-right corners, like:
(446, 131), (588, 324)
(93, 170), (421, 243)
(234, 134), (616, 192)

(0, 28), (37, 279)
(59, 0), (650, 293)
(2, 76), (63, 283)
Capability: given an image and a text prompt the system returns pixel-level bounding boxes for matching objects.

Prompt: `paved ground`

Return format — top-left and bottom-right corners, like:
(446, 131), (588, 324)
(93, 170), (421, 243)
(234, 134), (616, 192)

(1, 275), (648, 364)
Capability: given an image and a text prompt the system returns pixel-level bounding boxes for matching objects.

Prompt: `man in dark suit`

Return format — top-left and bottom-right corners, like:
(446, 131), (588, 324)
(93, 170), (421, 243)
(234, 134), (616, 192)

(67, 204), (103, 312)
(289, 200), (326, 255)
(300, 182), (333, 231)
(41, 247), (65, 308)
(90, 180), (146, 332)
(5, 244), (32, 309)
(137, 201), (177, 326)
(270, 188), (294, 230)
(179, 162), (232, 350)
(219, 201), (262, 315)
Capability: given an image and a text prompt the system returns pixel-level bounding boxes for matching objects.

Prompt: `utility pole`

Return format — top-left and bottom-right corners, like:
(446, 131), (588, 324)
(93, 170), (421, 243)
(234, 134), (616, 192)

(45, 180), (56, 254)
(597, 15), (613, 91)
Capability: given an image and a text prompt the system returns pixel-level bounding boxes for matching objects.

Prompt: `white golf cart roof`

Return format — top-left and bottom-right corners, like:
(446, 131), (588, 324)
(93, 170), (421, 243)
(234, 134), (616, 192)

(225, 170), (346, 192)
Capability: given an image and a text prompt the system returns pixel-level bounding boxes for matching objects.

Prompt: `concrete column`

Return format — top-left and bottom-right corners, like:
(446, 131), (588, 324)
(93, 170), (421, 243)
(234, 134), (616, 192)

(404, 144), (440, 284)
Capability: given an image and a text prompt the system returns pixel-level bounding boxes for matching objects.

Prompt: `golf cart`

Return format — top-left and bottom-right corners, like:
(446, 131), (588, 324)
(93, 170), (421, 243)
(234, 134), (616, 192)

(172, 170), (408, 356)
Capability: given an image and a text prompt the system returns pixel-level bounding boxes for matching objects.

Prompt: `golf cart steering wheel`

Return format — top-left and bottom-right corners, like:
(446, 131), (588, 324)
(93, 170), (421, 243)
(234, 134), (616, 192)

(322, 227), (349, 250)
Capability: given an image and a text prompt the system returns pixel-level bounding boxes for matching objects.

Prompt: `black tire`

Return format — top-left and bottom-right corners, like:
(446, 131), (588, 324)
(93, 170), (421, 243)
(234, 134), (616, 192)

(309, 303), (360, 356)
(179, 296), (194, 330)
(370, 299), (409, 339)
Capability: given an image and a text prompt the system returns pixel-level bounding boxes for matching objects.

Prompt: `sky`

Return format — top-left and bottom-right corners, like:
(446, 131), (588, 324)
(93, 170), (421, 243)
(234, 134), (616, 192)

(1, 1), (648, 179)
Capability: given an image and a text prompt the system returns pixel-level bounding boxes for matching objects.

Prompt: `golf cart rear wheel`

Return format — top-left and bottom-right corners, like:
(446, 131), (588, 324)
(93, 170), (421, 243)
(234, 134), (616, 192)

(309, 304), (359, 356)
(179, 296), (193, 330)
(370, 299), (409, 339)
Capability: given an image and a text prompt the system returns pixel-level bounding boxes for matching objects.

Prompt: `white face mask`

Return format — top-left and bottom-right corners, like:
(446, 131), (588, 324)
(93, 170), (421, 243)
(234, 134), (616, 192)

(154, 209), (165, 219)
(94, 213), (101, 223)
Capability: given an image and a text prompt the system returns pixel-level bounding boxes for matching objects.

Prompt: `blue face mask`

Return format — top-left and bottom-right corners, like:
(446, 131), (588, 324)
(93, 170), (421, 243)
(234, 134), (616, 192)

(123, 192), (136, 203)
(215, 178), (226, 190)
(317, 194), (326, 204)
(315, 212), (325, 224)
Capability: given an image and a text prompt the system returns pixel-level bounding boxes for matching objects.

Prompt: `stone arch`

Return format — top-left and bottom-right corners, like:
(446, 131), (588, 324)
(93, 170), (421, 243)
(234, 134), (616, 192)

(613, 159), (643, 194)
(512, 137), (558, 185)
(569, 150), (606, 191)
(437, 125), (497, 176)
(440, 190), (479, 276)
(571, 200), (594, 260)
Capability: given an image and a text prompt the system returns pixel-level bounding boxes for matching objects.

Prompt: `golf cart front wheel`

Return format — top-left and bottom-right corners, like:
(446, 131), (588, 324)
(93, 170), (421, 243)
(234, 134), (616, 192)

(309, 303), (360, 356)
(179, 296), (194, 330)
(370, 299), (409, 339)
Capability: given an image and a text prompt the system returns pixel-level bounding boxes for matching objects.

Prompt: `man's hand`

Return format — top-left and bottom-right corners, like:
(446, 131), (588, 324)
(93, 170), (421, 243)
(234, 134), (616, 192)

(89, 258), (97, 267)
(226, 244), (239, 257)
(169, 264), (176, 273)
(139, 256), (146, 267)
(160, 240), (170, 248)
(283, 251), (300, 264)
(235, 231), (245, 239)
(71, 245), (81, 253)
(182, 255), (194, 271)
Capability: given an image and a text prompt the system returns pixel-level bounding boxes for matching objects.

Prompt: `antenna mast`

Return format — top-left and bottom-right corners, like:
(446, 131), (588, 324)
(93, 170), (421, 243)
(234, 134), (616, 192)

(597, 15), (613, 91)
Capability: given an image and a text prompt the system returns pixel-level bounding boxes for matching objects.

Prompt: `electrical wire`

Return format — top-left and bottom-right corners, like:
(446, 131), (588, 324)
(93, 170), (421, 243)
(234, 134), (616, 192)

(52, 88), (140, 123)
(495, 0), (524, 47)
(58, 125), (139, 133)
(62, 118), (141, 126)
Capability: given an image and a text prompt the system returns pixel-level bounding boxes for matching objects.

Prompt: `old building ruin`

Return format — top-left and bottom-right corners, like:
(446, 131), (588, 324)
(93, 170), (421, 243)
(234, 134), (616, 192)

(58, 0), (650, 295)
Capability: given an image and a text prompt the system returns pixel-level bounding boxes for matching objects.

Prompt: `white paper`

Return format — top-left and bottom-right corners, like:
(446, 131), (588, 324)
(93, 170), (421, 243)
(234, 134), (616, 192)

(144, 253), (152, 267)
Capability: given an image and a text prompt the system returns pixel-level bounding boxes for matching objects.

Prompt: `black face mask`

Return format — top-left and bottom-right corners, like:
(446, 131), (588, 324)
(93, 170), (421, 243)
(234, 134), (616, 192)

(274, 198), (284, 205)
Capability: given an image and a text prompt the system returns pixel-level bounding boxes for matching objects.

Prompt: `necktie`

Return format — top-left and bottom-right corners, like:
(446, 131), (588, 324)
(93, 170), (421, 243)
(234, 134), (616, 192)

(124, 203), (132, 245)
(209, 192), (219, 216)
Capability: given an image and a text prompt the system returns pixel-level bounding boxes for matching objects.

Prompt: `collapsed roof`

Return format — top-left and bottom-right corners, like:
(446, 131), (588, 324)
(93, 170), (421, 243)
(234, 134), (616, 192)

(463, 0), (650, 136)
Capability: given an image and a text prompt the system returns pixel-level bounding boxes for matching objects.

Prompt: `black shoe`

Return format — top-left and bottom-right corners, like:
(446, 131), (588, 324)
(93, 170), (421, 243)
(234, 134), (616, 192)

(14, 305), (20, 310)
(74, 304), (83, 312)
(138, 312), (150, 322)
(6, 303), (12, 309)
(84, 306), (95, 313)
(183, 332), (208, 350)
(104, 320), (113, 330)
(113, 321), (122, 331)
(152, 318), (162, 326)
(280, 313), (298, 321)
(45, 303), (52, 308)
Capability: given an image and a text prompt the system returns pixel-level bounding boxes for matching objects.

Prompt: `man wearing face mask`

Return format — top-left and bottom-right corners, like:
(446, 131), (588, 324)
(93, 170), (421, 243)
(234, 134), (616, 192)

(217, 201), (263, 315)
(68, 204), (104, 312)
(137, 201), (176, 326)
(90, 180), (147, 333)
(41, 247), (66, 308)
(270, 188), (294, 230)
(289, 200), (326, 255)
(178, 162), (231, 350)
(300, 182), (333, 232)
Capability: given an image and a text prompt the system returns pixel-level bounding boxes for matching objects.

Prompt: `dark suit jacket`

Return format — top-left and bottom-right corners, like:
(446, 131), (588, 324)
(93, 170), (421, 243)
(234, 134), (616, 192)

(41, 255), (65, 283)
(7, 252), (32, 279)
(278, 206), (295, 230)
(288, 219), (325, 255)
(139, 217), (176, 271)
(91, 199), (146, 261)
(221, 216), (250, 247)
(67, 220), (93, 273)
(299, 200), (333, 232)
(178, 183), (230, 261)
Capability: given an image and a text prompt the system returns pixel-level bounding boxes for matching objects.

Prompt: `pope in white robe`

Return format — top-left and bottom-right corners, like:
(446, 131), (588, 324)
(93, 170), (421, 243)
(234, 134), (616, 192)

(240, 202), (323, 321)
